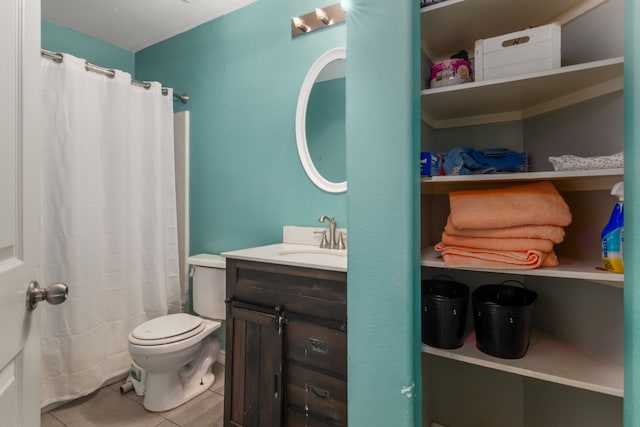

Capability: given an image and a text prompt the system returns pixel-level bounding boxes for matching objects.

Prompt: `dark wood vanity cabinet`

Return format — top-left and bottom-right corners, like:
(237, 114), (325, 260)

(224, 258), (347, 427)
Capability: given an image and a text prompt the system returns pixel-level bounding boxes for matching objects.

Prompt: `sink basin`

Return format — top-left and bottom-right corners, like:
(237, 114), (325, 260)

(278, 248), (347, 258)
(275, 248), (347, 270)
(277, 248), (346, 262)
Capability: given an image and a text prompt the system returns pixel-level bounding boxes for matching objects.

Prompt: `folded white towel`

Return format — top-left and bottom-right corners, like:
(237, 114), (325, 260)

(548, 152), (623, 171)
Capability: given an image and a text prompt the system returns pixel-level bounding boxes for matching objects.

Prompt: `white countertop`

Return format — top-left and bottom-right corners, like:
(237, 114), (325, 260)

(221, 243), (347, 272)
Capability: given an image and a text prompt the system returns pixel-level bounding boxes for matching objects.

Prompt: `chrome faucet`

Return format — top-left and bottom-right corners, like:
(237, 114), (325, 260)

(318, 215), (337, 249)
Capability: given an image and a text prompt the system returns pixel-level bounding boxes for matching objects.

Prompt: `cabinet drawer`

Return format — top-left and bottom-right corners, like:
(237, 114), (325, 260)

(286, 318), (347, 376)
(286, 363), (347, 426)
(227, 259), (347, 323)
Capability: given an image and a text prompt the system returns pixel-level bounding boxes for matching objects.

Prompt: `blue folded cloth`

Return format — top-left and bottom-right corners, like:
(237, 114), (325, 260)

(442, 147), (529, 175)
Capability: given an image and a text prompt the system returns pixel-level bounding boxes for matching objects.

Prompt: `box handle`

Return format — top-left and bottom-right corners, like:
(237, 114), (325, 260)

(502, 35), (530, 47)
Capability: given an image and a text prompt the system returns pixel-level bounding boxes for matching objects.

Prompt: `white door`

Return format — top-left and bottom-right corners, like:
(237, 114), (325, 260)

(0, 0), (42, 425)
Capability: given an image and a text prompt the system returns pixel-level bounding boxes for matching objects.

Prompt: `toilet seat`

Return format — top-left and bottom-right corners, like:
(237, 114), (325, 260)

(129, 313), (205, 346)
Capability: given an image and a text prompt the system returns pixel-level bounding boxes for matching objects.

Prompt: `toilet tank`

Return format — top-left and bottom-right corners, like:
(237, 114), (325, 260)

(187, 254), (226, 320)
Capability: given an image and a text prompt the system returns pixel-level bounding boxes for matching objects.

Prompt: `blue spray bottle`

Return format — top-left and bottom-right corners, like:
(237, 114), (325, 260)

(601, 181), (624, 273)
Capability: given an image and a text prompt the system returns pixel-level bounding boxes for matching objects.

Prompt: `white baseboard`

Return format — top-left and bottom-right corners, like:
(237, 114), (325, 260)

(216, 349), (226, 364)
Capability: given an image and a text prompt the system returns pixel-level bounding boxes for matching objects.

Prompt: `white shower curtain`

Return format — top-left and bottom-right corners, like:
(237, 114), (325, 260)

(39, 53), (182, 408)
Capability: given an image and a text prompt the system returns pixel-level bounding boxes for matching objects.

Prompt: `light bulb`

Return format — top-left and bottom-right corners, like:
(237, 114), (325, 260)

(292, 16), (310, 32)
(315, 8), (331, 25)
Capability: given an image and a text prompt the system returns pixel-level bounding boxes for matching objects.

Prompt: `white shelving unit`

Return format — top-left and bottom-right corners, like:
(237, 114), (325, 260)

(419, 0), (624, 425)
(421, 57), (623, 128)
(422, 329), (623, 397)
(420, 0), (600, 61)
(421, 168), (624, 193)
(421, 247), (623, 285)
(422, 169), (625, 285)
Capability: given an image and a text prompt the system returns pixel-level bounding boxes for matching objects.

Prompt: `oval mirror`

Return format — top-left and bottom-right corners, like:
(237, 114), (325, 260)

(295, 47), (346, 193)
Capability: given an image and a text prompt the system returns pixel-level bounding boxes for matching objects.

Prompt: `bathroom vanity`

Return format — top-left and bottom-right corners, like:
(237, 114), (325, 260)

(223, 246), (347, 427)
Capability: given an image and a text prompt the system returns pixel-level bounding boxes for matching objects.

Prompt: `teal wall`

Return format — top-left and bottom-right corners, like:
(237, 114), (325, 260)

(625, 0), (638, 424)
(346, 0), (421, 425)
(135, 0), (347, 255)
(41, 19), (135, 74)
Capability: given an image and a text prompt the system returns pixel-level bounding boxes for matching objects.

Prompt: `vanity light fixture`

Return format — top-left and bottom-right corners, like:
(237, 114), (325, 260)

(291, 3), (346, 38)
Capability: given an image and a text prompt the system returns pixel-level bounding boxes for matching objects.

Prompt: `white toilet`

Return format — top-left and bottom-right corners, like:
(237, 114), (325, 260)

(127, 254), (226, 412)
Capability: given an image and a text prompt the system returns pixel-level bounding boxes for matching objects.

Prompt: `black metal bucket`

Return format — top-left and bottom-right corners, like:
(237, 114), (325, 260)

(472, 281), (537, 359)
(421, 277), (469, 349)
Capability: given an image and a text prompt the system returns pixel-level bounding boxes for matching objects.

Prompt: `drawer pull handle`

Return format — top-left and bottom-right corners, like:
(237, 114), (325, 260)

(309, 385), (330, 401)
(309, 338), (329, 354)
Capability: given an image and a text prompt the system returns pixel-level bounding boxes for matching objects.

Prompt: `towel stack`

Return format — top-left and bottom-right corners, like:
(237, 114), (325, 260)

(434, 181), (572, 269)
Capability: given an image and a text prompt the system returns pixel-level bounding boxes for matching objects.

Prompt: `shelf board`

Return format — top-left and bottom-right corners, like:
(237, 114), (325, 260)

(422, 329), (623, 397)
(420, 57), (624, 129)
(421, 247), (624, 285)
(420, 0), (594, 60)
(421, 168), (624, 194)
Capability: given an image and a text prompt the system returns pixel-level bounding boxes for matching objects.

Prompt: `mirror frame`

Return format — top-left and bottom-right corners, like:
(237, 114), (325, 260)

(295, 47), (347, 193)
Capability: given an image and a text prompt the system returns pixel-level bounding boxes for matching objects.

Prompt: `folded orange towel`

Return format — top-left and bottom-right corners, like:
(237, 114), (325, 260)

(449, 181), (572, 229)
(440, 231), (555, 253)
(434, 242), (559, 269)
(444, 215), (566, 244)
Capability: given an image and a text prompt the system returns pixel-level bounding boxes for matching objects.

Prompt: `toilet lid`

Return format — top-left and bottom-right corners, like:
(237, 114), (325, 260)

(131, 313), (203, 341)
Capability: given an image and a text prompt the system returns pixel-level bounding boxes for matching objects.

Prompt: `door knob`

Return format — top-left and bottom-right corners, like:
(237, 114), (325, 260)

(26, 280), (68, 311)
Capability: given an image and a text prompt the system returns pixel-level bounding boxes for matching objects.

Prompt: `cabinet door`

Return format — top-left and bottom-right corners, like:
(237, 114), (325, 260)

(224, 303), (284, 427)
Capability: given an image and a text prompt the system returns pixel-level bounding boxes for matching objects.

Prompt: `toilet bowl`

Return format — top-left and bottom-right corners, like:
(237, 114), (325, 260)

(126, 254), (226, 412)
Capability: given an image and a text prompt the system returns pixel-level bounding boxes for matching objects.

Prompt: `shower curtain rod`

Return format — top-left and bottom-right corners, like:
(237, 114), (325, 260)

(41, 49), (189, 104)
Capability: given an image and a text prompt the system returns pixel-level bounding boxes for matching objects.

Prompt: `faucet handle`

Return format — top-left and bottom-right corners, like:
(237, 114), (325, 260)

(314, 230), (329, 248)
(337, 232), (347, 250)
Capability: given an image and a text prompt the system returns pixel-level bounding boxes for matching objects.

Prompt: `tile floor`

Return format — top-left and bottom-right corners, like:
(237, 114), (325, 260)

(41, 363), (225, 427)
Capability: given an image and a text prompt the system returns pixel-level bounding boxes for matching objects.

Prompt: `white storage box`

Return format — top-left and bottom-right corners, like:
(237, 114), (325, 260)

(474, 23), (561, 82)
